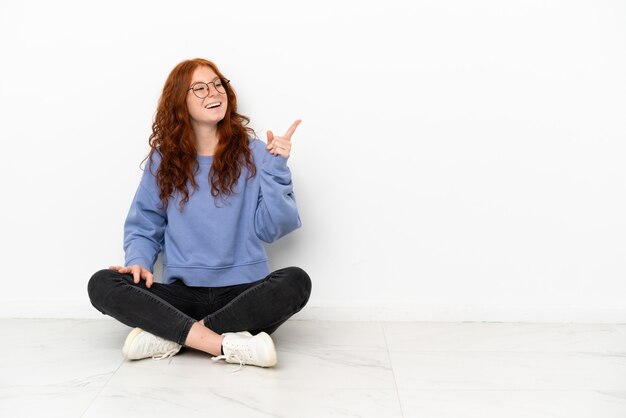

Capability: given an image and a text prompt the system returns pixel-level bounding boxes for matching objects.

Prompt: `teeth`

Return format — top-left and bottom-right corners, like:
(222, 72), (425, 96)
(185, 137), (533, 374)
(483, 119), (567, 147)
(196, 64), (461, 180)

(205, 102), (221, 109)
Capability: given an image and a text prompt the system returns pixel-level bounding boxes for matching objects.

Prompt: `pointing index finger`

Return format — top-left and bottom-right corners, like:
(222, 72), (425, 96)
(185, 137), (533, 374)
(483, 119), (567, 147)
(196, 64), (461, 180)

(283, 119), (302, 141)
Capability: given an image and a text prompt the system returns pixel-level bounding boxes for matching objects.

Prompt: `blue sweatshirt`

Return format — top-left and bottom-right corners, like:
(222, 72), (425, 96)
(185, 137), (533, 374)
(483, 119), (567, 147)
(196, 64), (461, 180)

(123, 138), (301, 287)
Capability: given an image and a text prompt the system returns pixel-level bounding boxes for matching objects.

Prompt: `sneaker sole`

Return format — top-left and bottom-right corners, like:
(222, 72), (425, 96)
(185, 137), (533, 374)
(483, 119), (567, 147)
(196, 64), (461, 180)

(122, 327), (145, 359)
(257, 332), (277, 367)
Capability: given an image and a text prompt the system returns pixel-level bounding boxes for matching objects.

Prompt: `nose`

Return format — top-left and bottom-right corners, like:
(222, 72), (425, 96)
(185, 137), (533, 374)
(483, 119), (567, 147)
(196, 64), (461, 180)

(207, 82), (221, 98)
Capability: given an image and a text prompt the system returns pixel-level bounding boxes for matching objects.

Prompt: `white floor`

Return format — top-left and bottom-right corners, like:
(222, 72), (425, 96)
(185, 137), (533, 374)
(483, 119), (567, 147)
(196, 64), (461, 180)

(1, 319), (626, 418)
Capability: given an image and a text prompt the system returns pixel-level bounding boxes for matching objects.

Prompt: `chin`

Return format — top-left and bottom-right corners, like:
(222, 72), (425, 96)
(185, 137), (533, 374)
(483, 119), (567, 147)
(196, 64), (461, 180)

(205, 116), (225, 124)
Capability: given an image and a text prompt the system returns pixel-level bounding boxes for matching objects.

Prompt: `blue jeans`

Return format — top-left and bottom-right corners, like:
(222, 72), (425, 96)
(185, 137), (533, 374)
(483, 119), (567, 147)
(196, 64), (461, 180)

(87, 267), (312, 346)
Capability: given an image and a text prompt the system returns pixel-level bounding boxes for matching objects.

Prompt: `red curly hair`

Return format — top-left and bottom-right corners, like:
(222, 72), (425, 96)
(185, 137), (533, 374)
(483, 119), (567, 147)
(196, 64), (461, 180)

(140, 58), (257, 211)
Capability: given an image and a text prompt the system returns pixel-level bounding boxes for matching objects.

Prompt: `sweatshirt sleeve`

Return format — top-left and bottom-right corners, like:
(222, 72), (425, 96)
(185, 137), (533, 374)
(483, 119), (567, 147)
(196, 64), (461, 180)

(254, 153), (302, 243)
(123, 180), (167, 273)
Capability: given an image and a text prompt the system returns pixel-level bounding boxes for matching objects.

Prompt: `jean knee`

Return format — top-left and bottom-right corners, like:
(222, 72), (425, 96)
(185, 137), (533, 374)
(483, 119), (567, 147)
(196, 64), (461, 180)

(285, 266), (312, 308)
(87, 268), (121, 305)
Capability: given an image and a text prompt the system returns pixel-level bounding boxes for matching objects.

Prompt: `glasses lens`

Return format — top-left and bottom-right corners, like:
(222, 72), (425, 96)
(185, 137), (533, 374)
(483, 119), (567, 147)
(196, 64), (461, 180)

(214, 80), (227, 94)
(191, 84), (209, 98)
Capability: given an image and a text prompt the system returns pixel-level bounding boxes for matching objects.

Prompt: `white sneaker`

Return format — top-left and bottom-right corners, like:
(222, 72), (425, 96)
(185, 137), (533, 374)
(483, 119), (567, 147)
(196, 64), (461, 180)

(211, 331), (277, 371)
(122, 328), (182, 362)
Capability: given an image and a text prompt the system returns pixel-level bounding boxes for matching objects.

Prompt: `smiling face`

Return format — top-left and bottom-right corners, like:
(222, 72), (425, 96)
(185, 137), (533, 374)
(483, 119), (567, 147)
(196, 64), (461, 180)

(186, 66), (228, 129)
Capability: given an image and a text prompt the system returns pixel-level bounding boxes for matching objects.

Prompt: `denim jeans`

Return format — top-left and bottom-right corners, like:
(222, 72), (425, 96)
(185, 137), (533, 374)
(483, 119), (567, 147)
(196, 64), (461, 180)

(87, 266), (312, 346)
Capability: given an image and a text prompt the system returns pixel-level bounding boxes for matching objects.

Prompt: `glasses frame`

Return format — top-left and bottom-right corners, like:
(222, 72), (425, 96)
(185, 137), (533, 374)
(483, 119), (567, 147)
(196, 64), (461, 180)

(188, 79), (230, 99)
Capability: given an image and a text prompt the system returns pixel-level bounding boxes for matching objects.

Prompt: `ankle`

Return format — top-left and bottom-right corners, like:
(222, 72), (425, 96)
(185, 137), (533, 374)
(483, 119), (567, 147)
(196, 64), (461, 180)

(184, 322), (224, 357)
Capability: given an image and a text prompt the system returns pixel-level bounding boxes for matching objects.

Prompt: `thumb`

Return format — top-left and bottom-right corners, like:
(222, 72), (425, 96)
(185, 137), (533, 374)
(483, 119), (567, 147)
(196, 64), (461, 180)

(266, 130), (274, 145)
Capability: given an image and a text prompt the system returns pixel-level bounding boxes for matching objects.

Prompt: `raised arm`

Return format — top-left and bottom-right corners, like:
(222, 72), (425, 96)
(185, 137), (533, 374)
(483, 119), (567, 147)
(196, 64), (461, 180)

(254, 120), (303, 243)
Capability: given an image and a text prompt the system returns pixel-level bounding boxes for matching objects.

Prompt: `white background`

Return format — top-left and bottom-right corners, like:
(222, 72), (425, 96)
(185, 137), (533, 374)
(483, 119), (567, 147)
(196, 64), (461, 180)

(0, 0), (624, 321)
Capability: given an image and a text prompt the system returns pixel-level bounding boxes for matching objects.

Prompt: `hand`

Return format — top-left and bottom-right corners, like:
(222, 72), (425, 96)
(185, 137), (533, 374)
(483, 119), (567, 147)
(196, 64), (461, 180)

(109, 264), (154, 288)
(266, 119), (301, 158)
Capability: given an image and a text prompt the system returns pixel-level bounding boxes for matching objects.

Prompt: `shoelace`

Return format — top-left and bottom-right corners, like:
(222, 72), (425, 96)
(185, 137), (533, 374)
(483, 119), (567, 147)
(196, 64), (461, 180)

(152, 347), (180, 364)
(211, 349), (247, 373)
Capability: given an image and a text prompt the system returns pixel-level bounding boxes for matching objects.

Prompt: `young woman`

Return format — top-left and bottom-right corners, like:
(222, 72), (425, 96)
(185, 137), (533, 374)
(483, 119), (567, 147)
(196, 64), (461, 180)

(87, 58), (311, 370)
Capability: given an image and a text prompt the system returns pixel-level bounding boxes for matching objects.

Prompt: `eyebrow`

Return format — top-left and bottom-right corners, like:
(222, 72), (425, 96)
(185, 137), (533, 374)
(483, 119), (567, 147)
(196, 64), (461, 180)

(191, 76), (220, 85)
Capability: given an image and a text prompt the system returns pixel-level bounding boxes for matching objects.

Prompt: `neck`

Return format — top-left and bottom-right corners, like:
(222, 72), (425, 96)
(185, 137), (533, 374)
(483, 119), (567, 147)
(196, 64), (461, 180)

(192, 122), (219, 156)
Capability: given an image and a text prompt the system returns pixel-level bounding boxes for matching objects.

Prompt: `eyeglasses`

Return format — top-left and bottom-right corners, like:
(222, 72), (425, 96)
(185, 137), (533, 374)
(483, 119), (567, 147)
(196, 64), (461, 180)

(188, 79), (230, 99)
